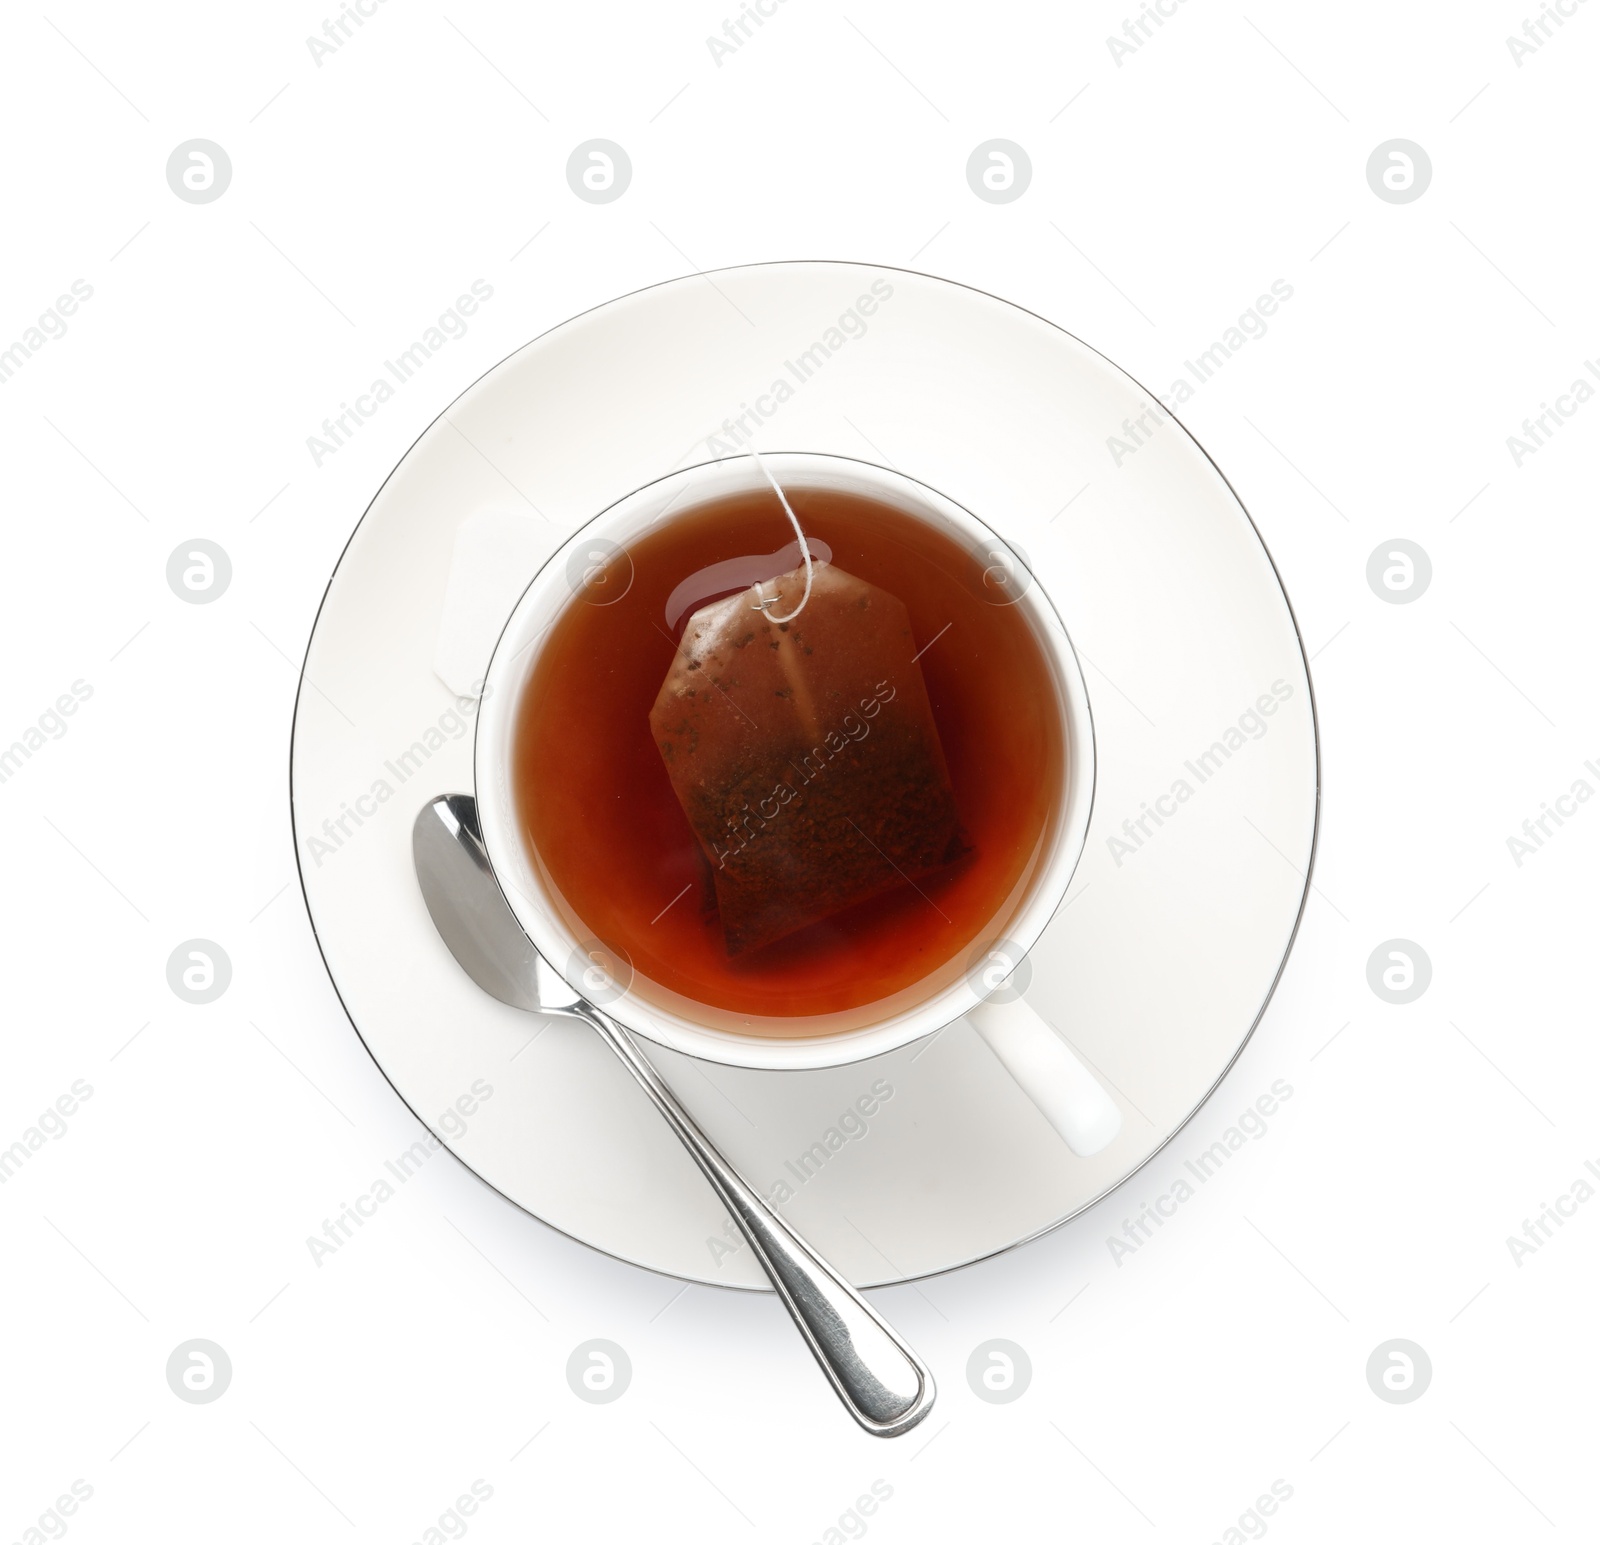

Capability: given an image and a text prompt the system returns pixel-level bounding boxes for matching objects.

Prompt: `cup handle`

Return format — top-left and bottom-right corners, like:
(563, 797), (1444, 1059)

(967, 995), (1123, 1157)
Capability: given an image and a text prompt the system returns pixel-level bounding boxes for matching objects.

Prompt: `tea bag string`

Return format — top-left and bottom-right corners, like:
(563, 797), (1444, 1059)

(745, 443), (813, 624)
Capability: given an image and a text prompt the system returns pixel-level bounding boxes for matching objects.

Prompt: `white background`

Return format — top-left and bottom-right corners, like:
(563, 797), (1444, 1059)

(2, 1), (1597, 1541)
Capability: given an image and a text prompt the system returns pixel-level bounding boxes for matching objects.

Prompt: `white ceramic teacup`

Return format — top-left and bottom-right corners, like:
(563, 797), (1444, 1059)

(474, 452), (1122, 1156)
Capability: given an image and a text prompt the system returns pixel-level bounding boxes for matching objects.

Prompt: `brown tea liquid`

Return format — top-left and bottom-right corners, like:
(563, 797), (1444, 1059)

(512, 485), (1065, 1029)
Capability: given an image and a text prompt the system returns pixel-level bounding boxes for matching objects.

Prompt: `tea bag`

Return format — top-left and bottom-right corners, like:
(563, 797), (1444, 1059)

(651, 560), (966, 955)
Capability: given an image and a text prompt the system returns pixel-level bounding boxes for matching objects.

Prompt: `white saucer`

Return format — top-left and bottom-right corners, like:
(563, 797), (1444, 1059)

(289, 262), (1318, 1289)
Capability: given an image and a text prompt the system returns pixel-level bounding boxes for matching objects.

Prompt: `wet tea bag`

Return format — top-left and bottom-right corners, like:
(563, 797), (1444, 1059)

(651, 556), (966, 956)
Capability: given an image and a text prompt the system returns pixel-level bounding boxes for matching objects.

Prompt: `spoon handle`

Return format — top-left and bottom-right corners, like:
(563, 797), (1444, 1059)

(579, 999), (935, 1437)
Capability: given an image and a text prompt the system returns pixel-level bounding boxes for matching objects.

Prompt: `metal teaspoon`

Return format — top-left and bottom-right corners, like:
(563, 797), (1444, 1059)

(412, 793), (935, 1437)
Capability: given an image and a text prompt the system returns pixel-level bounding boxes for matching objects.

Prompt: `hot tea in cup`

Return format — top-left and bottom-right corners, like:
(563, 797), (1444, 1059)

(510, 467), (1066, 1032)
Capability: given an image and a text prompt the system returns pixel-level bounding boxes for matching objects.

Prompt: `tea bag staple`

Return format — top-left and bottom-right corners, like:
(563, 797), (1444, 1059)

(651, 561), (966, 955)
